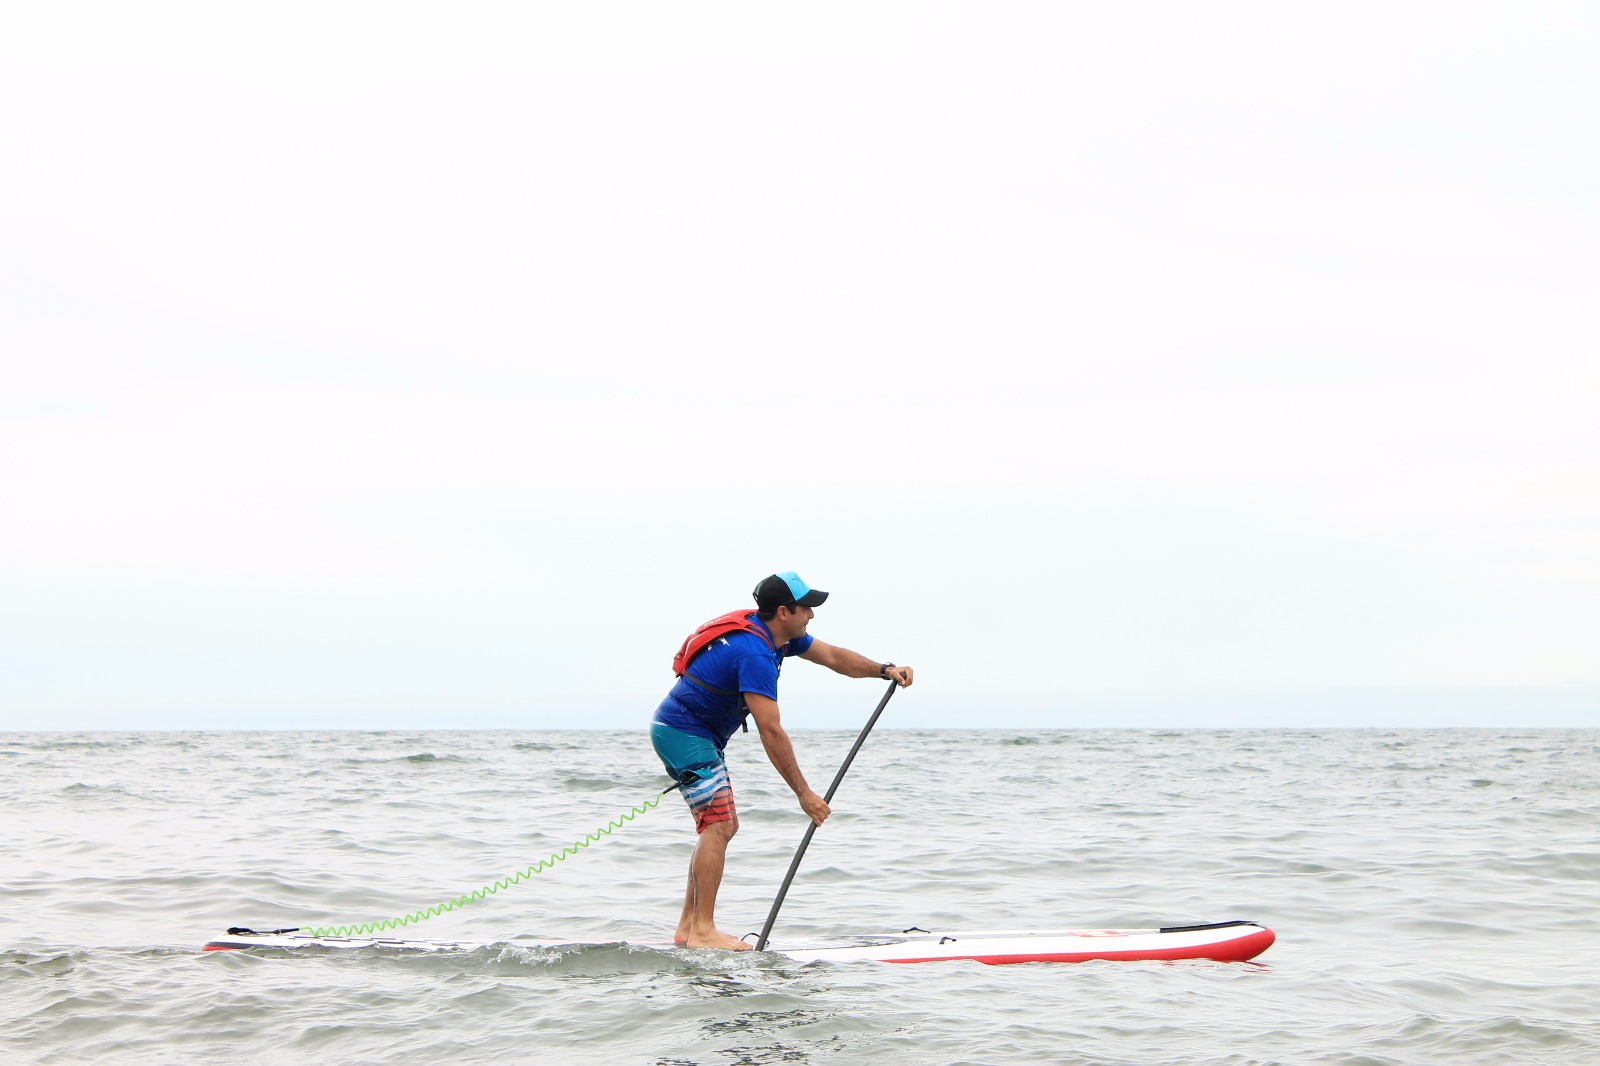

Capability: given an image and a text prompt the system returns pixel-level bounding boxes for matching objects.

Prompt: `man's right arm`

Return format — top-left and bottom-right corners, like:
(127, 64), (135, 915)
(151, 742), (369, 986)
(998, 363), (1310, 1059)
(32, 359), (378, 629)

(743, 692), (830, 826)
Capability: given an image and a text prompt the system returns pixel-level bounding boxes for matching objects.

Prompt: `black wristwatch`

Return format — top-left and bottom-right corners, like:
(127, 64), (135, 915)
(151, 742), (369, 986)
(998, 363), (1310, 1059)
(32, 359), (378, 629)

(879, 662), (895, 679)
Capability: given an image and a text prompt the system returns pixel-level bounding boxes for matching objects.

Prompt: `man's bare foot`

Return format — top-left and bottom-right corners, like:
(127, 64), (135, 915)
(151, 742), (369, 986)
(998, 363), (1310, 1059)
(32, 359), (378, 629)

(683, 929), (753, 951)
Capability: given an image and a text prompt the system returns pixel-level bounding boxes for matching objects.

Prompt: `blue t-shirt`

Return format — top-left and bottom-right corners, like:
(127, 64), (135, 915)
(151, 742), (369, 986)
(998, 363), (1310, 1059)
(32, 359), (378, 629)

(653, 614), (815, 748)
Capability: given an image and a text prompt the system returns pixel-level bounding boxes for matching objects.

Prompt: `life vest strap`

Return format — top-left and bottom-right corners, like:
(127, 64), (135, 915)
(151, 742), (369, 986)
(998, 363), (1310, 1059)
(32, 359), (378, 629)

(679, 673), (752, 732)
(680, 672), (735, 697)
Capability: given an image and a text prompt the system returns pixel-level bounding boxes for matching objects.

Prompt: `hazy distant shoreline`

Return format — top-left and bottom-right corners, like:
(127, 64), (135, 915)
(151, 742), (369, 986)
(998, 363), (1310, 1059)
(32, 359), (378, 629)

(4, 682), (1595, 732)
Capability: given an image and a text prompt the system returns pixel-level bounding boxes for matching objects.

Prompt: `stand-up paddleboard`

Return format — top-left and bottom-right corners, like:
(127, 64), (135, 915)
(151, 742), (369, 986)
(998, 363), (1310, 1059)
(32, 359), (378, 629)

(203, 920), (1273, 965)
(203, 691), (1277, 968)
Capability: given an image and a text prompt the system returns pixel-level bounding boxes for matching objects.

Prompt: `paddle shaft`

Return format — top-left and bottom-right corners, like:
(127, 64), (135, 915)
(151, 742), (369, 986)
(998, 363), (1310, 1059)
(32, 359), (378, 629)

(753, 678), (900, 951)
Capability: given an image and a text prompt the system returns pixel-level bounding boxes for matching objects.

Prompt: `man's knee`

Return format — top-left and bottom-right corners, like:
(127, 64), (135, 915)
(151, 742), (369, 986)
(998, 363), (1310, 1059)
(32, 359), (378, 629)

(699, 813), (739, 841)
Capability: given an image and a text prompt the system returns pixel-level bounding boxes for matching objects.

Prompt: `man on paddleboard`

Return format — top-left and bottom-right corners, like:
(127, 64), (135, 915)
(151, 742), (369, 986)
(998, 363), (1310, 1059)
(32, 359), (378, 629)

(651, 572), (914, 950)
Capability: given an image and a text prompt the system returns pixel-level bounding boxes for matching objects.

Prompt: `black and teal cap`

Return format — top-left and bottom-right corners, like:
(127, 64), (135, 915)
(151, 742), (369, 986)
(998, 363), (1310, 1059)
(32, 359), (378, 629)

(753, 571), (829, 611)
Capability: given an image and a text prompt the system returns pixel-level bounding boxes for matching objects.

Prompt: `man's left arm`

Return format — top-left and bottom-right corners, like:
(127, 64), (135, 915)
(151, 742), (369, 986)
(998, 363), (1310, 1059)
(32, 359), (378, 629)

(798, 639), (914, 687)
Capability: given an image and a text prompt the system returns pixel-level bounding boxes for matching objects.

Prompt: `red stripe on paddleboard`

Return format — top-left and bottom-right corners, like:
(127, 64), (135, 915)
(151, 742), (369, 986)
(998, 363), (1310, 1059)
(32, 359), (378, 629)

(886, 927), (1275, 965)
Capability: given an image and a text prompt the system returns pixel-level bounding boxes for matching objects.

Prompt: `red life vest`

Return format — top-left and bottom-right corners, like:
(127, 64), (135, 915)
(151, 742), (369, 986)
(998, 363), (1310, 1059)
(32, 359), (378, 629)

(671, 608), (775, 680)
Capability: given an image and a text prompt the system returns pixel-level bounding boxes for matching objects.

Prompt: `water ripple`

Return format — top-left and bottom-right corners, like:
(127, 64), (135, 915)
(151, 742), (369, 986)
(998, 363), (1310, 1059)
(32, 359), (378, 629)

(2, 727), (1598, 1064)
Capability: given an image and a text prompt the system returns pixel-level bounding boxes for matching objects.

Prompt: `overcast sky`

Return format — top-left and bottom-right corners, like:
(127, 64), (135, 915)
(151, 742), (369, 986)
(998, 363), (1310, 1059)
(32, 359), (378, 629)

(2, 3), (1596, 730)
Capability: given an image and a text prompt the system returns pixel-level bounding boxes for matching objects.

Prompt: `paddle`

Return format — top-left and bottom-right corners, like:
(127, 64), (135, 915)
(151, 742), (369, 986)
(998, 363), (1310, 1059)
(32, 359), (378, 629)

(752, 678), (900, 952)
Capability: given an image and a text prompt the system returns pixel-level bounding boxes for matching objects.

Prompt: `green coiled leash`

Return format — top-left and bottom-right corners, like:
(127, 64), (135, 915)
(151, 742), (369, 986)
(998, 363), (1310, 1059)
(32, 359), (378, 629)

(290, 786), (676, 938)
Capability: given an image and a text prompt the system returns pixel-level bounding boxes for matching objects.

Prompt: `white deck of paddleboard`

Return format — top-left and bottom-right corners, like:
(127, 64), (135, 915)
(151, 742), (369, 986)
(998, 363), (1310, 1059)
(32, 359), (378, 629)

(203, 922), (1274, 964)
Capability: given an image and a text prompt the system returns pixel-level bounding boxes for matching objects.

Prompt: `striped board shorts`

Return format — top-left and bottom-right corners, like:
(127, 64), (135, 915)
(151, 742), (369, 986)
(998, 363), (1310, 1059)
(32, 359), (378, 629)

(650, 721), (736, 834)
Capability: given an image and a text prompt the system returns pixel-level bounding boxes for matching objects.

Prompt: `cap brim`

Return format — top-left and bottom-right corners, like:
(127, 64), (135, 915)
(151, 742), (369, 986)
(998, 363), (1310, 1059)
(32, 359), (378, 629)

(797, 589), (828, 607)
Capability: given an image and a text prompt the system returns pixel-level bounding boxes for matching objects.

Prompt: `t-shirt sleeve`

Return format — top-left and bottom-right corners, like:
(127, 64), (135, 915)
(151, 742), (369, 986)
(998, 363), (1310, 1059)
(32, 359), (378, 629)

(786, 633), (815, 657)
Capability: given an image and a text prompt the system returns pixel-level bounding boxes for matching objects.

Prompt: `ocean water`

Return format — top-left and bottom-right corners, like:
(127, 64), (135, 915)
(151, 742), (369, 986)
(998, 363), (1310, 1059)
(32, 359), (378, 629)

(2, 725), (1597, 1065)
